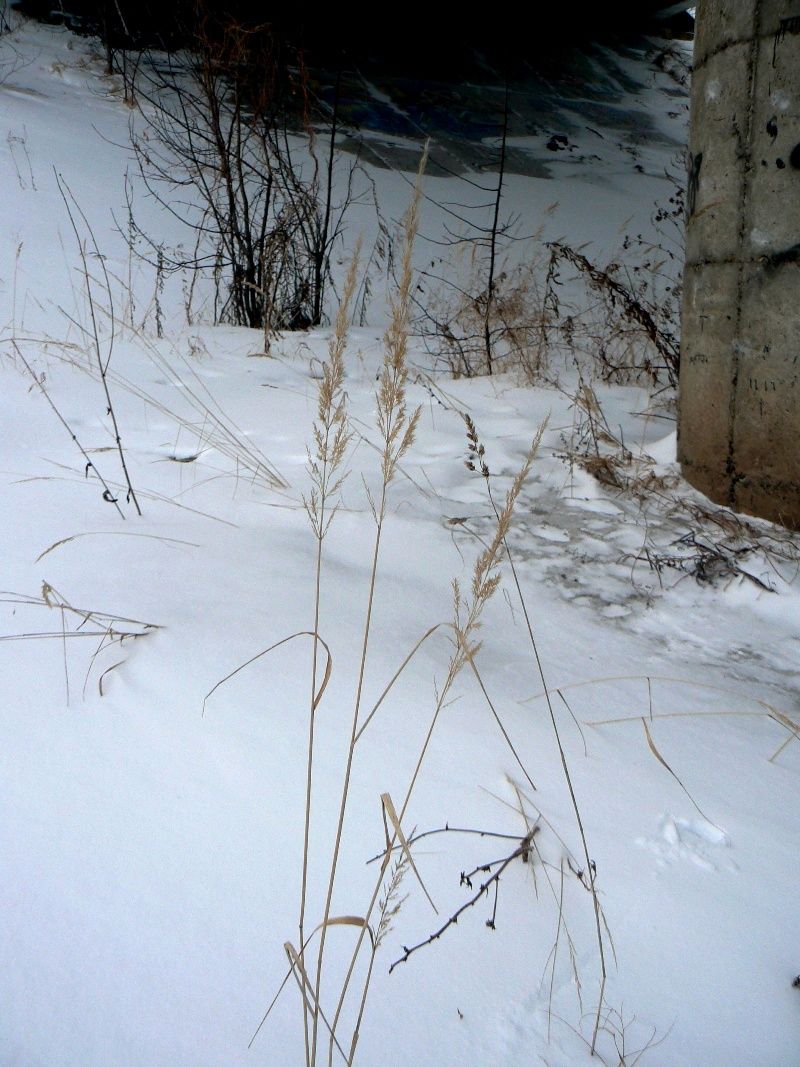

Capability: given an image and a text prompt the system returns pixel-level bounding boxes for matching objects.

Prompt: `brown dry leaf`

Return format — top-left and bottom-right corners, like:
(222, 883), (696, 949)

(311, 915), (375, 950)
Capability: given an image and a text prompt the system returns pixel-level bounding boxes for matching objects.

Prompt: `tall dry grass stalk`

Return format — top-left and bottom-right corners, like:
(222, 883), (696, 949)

(248, 149), (544, 1066)
(307, 154), (426, 1066)
(468, 414), (609, 1056)
(303, 160), (548, 1058)
(321, 429), (544, 1067)
(299, 243), (361, 1063)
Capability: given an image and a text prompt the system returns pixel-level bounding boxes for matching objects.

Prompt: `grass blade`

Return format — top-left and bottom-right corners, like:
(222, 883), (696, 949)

(641, 717), (715, 825)
(381, 793), (437, 915)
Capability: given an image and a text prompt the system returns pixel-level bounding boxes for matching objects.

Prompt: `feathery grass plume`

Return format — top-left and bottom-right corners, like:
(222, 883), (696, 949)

(346, 850), (410, 1064)
(375, 851), (410, 950)
(325, 427), (543, 1067)
(304, 242), (360, 539)
(376, 148), (427, 487)
(310, 156), (427, 1067)
(452, 420), (543, 675)
(299, 243), (360, 1064)
(469, 416), (608, 1057)
(440, 429), (542, 730)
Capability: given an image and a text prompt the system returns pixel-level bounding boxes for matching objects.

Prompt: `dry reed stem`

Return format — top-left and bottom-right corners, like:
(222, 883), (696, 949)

(0, 584), (157, 699)
(353, 624), (442, 744)
(285, 942), (349, 1064)
(36, 531), (199, 562)
(459, 638), (538, 794)
(503, 784), (584, 1039)
(346, 850), (409, 1059)
(640, 717), (716, 825)
(380, 792), (437, 914)
(523, 671), (776, 712)
(202, 631), (332, 718)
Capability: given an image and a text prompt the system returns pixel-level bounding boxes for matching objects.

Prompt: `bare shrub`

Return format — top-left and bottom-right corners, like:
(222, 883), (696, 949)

(543, 240), (680, 388)
(415, 85), (551, 381)
(122, 6), (360, 339)
(0, 4), (26, 85)
(542, 168), (684, 388)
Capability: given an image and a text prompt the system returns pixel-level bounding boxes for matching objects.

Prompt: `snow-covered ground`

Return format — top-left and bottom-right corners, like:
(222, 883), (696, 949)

(2, 16), (799, 1067)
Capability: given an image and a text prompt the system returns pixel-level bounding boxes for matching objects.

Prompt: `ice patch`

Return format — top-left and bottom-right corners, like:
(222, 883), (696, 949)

(602, 604), (631, 618)
(532, 524), (570, 543)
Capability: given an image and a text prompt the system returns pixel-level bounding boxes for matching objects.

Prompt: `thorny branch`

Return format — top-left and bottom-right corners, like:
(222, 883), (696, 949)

(388, 827), (538, 974)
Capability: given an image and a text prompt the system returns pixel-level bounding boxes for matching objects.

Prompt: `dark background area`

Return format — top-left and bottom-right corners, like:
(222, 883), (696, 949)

(11, 0), (694, 72)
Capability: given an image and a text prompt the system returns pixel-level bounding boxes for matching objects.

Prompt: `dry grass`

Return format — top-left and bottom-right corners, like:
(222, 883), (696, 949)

(22, 316), (289, 494)
(206, 156), (552, 1066)
(0, 583), (159, 701)
(299, 244), (360, 1064)
(543, 238), (680, 389)
(305, 156), (425, 1067)
(422, 253), (551, 381)
(464, 416), (610, 1055)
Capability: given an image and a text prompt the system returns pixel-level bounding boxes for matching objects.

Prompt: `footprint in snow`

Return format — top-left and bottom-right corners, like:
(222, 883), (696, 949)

(637, 814), (732, 872)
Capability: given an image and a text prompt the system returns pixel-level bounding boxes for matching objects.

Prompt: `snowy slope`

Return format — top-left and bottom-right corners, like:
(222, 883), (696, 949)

(1, 16), (799, 1067)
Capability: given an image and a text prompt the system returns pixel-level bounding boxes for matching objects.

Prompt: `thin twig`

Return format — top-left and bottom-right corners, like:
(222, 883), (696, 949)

(389, 829), (536, 973)
(10, 341), (126, 519)
(55, 172), (142, 514)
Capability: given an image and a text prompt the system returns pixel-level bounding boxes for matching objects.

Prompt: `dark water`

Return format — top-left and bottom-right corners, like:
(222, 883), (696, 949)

(313, 39), (689, 178)
(11, 0), (691, 177)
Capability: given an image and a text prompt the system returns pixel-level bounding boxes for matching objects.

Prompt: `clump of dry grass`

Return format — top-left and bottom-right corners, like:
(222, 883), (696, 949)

(209, 157), (549, 1067)
(57, 173), (142, 515)
(9, 340), (130, 519)
(631, 497), (800, 592)
(207, 156), (432, 1066)
(309, 420), (544, 1067)
(47, 318), (289, 493)
(543, 239), (680, 389)
(422, 254), (551, 382)
(556, 376), (800, 594)
(558, 378), (677, 497)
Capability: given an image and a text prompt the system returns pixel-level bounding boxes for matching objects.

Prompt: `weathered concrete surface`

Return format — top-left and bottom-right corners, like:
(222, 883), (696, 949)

(679, 0), (800, 529)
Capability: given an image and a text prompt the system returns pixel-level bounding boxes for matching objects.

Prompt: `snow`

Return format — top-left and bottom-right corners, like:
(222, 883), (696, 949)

(2, 16), (799, 1067)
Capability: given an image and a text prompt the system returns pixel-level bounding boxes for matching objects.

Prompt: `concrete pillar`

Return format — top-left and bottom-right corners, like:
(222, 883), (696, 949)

(678, 1), (800, 529)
